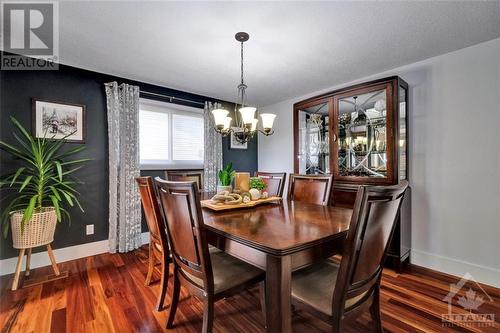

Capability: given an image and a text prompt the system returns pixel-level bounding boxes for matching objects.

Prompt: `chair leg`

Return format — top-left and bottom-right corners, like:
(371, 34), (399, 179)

(202, 296), (214, 333)
(156, 260), (169, 311)
(145, 242), (154, 286)
(259, 282), (266, 326)
(370, 286), (384, 333)
(166, 269), (180, 328)
(11, 249), (25, 291)
(46, 244), (60, 276)
(25, 248), (32, 277)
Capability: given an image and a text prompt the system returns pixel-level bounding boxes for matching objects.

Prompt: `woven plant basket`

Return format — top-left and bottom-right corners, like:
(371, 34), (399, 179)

(11, 207), (57, 249)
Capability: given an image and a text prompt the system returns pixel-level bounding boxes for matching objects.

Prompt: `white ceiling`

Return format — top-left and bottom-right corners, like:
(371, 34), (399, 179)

(56, 1), (500, 106)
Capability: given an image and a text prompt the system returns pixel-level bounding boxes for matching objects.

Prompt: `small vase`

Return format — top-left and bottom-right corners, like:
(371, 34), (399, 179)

(216, 185), (232, 194)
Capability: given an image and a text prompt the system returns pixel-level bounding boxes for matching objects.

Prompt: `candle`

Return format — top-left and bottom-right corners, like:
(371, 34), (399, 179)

(235, 172), (250, 192)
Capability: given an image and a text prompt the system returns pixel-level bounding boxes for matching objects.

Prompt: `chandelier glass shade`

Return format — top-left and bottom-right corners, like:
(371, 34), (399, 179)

(211, 32), (276, 143)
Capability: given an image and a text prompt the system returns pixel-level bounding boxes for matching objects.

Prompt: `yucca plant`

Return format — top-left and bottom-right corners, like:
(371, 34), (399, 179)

(0, 117), (89, 238)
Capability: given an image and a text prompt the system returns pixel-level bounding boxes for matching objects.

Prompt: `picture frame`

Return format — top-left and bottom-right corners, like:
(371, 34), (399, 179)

(32, 98), (86, 143)
(229, 127), (248, 150)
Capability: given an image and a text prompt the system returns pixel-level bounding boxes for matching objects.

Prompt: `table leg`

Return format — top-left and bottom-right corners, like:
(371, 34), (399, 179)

(265, 254), (292, 333)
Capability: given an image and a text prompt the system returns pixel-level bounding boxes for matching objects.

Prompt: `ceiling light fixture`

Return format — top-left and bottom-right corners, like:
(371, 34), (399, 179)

(212, 32), (276, 143)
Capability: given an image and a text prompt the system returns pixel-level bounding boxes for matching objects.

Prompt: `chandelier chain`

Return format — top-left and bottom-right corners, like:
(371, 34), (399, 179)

(240, 41), (244, 85)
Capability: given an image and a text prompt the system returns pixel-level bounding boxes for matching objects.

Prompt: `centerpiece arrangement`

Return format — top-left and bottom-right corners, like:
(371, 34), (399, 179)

(203, 163), (280, 211)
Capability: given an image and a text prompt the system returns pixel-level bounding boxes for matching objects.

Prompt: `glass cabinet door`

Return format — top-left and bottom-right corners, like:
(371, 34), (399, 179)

(399, 85), (408, 180)
(297, 101), (331, 175)
(334, 83), (394, 182)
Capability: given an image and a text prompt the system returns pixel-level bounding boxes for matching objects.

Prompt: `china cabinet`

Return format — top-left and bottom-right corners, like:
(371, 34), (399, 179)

(293, 76), (410, 271)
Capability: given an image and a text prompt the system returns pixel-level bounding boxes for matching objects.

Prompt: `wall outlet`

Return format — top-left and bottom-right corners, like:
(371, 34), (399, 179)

(86, 224), (94, 235)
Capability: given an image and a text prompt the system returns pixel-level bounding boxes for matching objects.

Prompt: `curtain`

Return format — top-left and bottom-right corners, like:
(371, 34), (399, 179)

(203, 101), (223, 192)
(105, 82), (142, 253)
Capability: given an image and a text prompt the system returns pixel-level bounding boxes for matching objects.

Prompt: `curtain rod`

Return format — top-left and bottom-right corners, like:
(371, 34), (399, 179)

(140, 90), (206, 107)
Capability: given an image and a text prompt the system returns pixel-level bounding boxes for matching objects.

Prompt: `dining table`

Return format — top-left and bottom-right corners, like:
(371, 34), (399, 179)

(201, 195), (353, 333)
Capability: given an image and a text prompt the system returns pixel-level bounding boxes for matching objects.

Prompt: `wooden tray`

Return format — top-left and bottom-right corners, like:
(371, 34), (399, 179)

(201, 196), (282, 211)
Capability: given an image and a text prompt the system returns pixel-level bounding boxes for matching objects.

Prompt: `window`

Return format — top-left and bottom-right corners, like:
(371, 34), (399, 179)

(139, 99), (204, 169)
(172, 114), (204, 160)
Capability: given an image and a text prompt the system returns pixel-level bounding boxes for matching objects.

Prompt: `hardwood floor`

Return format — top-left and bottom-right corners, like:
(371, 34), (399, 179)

(0, 246), (498, 333)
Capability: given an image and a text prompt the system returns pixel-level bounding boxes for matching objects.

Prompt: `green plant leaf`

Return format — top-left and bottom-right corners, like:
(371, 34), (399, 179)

(61, 165), (83, 176)
(9, 167), (25, 187)
(60, 158), (92, 166)
(49, 195), (61, 222)
(49, 186), (61, 200)
(12, 132), (33, 155)
(61, 190), (74, 206)
(21, 195), (38, 233)
(55, 161), (63, 181)
(53, 145), (86, 160)
(19, 175), (33, 192)
(10, 117), (34, 145)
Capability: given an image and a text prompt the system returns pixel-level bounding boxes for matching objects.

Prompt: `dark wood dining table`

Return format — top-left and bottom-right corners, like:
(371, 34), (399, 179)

(201, 196), (352, 333)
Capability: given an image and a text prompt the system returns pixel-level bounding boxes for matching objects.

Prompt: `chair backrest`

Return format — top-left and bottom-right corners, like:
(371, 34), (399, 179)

(332, 181), (408, 315)
(255, 172), (287, 197)
(154, 178), (214, 292)
(136, 176), (168, 249)
(165, 169), (204, 192)
(287, 174), (333, 206)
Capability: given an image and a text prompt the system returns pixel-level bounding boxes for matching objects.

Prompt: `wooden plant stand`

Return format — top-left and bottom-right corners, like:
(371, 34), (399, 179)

(11, 243), (60, 291)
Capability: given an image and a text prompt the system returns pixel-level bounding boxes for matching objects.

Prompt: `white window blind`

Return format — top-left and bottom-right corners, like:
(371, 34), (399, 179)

(173, 114), (204, 161)
(139, 99), (204, 169)
(139, 110), (169, 164)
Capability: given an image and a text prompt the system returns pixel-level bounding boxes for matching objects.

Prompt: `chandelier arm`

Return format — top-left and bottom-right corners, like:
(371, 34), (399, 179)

(214, 127), (234, 137)
(258, 129), (275, 136)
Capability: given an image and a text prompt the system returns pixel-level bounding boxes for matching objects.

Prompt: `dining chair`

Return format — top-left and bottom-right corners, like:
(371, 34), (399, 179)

(255, 171), (287, 197)
(290, 180), (409, 332)
(154, 178), (265, 333)
(164, 169), (204, 192)
(288, 174), (333, 205)
(136, 176), (170, 311)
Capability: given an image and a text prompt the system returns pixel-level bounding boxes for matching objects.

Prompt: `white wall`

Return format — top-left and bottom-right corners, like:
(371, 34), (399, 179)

(259, 38), (500, 287)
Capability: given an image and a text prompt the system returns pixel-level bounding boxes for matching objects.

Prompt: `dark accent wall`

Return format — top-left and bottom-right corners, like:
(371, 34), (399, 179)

(0, 54), (257, 259)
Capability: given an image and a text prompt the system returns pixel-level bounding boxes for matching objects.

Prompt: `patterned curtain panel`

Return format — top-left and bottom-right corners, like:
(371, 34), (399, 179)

(105, 82), (142, 253)
(203, 101), (223, 192)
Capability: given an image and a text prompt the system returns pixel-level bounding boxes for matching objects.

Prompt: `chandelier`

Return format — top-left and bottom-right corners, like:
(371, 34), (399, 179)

(211, 32), (276, 144)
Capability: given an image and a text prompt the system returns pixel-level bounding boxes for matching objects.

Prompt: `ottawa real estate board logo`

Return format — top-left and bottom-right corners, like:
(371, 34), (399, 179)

(442, 273), (495, 328)
(1, 1), (59, 70)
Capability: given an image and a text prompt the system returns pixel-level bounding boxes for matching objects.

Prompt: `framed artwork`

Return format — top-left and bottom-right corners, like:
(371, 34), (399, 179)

(229, 127), (248, 150)
(32, 98), (86, 143)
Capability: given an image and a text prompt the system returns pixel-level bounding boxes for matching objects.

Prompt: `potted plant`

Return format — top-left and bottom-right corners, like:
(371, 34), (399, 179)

(0, 117), (89, 290)
(249, 177), (268, 200)
(217, 162), (235, 194)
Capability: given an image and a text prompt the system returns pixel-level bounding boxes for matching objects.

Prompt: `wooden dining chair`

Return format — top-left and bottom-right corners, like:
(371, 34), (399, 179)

(288, 174), (333, 205)
(164, 169), (204, 192)
(136, 176), (170, 311)
(154, 178), (265, 333)
(255, 171), (287, 197)
(290, 180), (409, 332)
